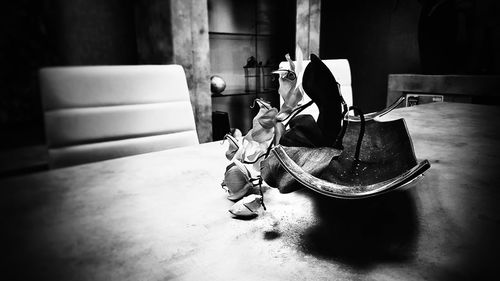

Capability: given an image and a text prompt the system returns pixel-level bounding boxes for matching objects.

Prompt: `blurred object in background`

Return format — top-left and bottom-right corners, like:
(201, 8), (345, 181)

(212, 111), (230, 141)
(244, 56), (260, 92)
(210, 75), (227, 95)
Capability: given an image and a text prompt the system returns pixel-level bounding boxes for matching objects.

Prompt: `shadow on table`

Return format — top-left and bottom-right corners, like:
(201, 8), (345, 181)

(298, 189), (419, 269)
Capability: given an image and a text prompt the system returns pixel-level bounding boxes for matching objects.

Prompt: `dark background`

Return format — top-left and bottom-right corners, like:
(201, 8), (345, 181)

(1, 0), (139, 150)
(321, 0), (500, 112)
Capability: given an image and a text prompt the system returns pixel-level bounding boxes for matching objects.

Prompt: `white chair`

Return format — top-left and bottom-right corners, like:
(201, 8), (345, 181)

(278, 59), (353, 120)
(39, 65), (199, 168)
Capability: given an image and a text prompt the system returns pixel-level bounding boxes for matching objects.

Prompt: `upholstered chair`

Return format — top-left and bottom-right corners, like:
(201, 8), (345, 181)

(39, 65), (198, 168)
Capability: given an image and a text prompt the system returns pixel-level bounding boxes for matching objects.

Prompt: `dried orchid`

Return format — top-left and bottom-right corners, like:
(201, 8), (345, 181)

(224, 134), (241, 161)
(220, 49), (312, 219)
(272, 50), (307, 121)
(223, 99), (278, 172)
(221, 160), (253, 201)
(228, 194), (263, 217)
(250, 99), (278, 143)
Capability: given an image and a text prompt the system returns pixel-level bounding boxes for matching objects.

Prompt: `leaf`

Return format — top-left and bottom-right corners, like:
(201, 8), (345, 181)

(301, 54), (343, 147)
(279, 114), (327, 147)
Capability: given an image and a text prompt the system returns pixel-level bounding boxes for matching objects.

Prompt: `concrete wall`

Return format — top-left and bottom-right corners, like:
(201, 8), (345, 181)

(46, 0), (138, 65)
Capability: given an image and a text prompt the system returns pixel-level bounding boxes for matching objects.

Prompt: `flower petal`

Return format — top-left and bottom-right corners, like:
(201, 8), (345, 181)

(246, 138), (272, 162)
(258, 108), (278, 129)
(228, 194), (263, 217)
(275, 51), (306, 119)
(251, 105), (277, 143)
(285, 53), (295, 72)
(277, 75), (297, 103)
(241, 135), (263, 161)
(223, 161), (252, 201)
(274, 122), (285, 145)
(254, 98), (272, 110)
(251, 126), (274, 143)
(224, 134), (240, 161)
(276, 103), (294, 121)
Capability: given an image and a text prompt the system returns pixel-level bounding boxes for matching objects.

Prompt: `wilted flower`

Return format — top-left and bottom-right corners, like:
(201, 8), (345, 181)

(222, 99), (277, 173)
(221, 160), (253, 201)
(250, 99), (278, 143)
(223, 131), (269, 171)
(224, 134), (242, 161)
(220, 50), (309, 217)
(273, 50), (306, 120)
(228, 194), (263, 217)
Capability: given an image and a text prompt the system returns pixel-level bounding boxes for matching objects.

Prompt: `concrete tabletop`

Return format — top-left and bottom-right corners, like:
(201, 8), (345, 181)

(1, 102), (499, 280)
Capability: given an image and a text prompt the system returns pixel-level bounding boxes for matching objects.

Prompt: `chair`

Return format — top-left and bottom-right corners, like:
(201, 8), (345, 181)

(278, 59), (353, 120)
(39, 64), (199, 168)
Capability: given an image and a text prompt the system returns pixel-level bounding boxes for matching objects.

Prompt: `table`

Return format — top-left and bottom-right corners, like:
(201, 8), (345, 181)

(1, 102), (499, 280)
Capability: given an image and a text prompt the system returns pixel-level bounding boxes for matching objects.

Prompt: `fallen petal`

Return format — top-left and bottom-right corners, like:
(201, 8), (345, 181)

(228, 194), (263, 217)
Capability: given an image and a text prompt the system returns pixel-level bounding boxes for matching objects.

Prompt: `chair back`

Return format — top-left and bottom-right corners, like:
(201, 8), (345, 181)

(40, 64), (198, 168)
(278, 59), (353, 120)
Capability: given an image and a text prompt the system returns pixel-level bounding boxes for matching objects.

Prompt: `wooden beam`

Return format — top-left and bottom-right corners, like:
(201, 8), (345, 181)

(135, 0), (212, 142)
(296, 0), (321, 58)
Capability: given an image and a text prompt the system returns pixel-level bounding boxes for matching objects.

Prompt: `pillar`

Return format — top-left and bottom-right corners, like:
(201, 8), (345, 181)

(296, 0), (321, 58)
(135, 0), (212, 142)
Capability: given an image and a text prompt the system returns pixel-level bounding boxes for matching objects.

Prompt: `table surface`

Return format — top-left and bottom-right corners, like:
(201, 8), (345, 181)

(1, 102), (499, 281)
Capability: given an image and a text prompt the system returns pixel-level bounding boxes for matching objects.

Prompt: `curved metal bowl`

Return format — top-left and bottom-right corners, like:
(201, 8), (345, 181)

(270, 145), (430, 199)
(261, 102), (430, 199)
